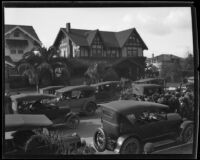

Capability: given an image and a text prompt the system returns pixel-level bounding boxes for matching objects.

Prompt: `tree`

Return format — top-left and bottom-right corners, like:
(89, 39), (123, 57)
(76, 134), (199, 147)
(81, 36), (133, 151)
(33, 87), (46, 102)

(102, 68), (120, 81)
(17, 47), (70, 91)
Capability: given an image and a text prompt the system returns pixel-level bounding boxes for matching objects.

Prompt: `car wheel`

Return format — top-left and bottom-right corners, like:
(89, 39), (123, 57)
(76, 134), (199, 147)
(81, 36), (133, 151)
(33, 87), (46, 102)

(180, 124), (193, 143)
(25, 135), (49, 153)
(85, 102), (96, 116)
(66, 115), (80, 129)
(93, 128), (107, 152)
(120, 137), (141, 154)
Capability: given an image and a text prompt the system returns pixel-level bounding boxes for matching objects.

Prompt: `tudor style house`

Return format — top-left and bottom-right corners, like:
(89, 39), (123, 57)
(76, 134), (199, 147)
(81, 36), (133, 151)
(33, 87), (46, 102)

(52, 23), (148, 80)
(4, 24), (42, 62)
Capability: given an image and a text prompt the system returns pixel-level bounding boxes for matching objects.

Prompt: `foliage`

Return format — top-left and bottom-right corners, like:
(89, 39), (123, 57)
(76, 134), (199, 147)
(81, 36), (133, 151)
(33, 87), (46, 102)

(145, 64), (159, 78)
(102, 68), (120, 81)
(29, 130), (96, 155)
(160, 59), (183, 82)
(17, 47), (71, 89)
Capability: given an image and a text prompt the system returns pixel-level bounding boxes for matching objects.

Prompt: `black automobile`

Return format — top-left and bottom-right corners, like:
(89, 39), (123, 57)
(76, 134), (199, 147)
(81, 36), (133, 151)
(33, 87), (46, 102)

(93, 100), (193, 154)
(8, 93), (80, 129)
(4, 114), (85, 155)
(91, 81), (122, 103)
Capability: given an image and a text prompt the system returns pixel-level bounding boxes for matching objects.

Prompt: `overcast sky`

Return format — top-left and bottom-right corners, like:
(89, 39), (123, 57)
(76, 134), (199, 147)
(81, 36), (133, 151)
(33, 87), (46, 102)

(4, 7), (193, 58)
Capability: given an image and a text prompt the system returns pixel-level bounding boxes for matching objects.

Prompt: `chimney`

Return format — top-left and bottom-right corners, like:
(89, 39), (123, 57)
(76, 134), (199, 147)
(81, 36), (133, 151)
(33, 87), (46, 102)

(66, 23), (71, 32)
(152, 53), (154, 58)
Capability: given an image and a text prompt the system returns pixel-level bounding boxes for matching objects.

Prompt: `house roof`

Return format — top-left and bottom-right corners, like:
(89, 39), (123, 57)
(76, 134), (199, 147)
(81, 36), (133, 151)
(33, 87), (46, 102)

(5, 24), (41, 44)
(55, 27), (148, 49)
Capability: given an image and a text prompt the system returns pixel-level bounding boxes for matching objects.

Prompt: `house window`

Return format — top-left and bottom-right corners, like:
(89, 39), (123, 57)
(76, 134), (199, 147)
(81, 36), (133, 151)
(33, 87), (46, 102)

(127, 47), (138, 57)
(14, 31), (20, 37)
(10, 49), (16, 54)
(18, 50), (24, 54)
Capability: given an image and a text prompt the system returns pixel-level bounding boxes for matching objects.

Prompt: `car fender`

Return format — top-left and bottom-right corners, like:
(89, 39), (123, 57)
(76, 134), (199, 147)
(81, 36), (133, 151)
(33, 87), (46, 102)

(114, 133), (142, 154)
(180, 120), (193, 129)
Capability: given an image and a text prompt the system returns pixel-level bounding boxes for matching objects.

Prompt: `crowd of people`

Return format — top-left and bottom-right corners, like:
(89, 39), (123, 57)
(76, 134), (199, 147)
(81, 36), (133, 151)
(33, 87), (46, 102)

(120, 86), (194, 120)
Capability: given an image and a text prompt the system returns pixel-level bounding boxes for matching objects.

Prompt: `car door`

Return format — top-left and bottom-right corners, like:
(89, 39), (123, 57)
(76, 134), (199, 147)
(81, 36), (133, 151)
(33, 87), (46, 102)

(135, 110), (168, 141)
(67, 90), (85, 112)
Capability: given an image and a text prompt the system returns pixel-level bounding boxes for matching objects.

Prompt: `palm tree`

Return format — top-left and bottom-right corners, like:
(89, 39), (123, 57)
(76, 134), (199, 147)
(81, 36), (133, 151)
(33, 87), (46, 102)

(17, 47), (70, 91)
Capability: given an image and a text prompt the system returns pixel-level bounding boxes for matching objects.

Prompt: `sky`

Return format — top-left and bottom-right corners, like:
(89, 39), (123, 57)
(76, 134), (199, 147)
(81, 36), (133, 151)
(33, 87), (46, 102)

(4, 7), (193, 58)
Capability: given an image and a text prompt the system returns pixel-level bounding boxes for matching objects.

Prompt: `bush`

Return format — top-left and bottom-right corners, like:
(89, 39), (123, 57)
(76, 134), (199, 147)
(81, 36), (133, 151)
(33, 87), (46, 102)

(103, 68), (120, 81)
(9, 75), (29, 89)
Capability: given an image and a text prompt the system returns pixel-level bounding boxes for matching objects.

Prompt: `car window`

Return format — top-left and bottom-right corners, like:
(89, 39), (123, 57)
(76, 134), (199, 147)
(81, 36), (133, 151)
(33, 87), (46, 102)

(81, 89), (94, 98)
(126, 113), (136, 125)
(71, 90), (81, 99)
(62, 91), (72, 100)
(137, 110), (166, 124)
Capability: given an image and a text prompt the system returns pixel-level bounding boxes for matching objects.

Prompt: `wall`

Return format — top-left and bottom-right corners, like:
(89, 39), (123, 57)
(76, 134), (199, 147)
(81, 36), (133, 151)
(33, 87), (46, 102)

(5, 30), (40, 62)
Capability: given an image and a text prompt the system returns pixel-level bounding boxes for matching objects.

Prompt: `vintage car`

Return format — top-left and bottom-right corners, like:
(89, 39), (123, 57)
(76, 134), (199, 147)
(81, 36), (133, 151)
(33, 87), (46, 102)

(5, 114), (85, 155)
(133, 78), (165, 87)
(91, 81), (122, 103)
(93, 100), (193, 154)
(8, 93), (80, 129)
(55, 85), (97, 116)
(131, 83), (164, 96)
(39, 85), (64, 95)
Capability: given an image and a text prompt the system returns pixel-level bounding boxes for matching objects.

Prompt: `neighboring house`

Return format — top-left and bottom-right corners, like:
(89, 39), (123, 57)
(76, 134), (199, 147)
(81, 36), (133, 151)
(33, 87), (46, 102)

(52, 23), (148, 80)
(4, 24), (42, 62)
(146, 54), (183, 74)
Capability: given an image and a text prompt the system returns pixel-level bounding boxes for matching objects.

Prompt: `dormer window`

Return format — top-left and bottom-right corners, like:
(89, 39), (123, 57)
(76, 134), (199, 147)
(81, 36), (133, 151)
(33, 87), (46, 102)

(14, 31), (20, 37)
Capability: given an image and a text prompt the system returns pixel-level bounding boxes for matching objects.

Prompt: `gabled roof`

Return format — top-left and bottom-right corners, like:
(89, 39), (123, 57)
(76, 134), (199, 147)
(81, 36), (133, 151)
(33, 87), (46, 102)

(5, 24), (42, 45)
(54, 26), (148, 49)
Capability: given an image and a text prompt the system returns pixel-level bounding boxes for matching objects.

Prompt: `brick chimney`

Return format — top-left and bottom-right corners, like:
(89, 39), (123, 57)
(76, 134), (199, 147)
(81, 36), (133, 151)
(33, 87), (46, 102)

(66, 23), (71, 32)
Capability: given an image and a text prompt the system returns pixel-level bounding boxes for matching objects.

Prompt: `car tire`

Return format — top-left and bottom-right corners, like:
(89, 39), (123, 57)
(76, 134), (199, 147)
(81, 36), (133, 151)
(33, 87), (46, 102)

(93, 128), (107, 152)
(120, 137), (141, 154)
(25, 134), (49, 153)
(85, 102), (96, 116)
(66, 114), (80, 129)
(179, 124), (193, 143)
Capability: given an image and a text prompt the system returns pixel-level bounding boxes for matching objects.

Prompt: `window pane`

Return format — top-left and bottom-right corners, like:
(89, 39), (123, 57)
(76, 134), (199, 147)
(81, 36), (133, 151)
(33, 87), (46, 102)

(10, 50), (16, 54)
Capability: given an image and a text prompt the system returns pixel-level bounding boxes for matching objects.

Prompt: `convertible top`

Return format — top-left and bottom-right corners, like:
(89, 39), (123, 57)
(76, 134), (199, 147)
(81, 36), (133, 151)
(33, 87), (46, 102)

(56, 85), (95, 93)
(39, 85), (64, 91)
(100, 100), (168, 115)
(10, 93), (56, 102)
(91, 81), (121, 87)
(5, 114), (53, 132)
(133, 83), (162, 88)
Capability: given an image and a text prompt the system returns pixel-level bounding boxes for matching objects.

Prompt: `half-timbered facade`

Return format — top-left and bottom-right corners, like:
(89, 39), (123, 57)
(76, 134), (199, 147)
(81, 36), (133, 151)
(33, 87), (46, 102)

(53, 23), (148, 80)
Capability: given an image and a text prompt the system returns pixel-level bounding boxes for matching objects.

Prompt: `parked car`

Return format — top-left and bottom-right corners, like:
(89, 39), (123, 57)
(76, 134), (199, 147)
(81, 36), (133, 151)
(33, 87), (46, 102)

(5, 114), (85, 155)
(133, 78), (166, 88)
(5, 114), (52, 155)
(55, 85), (97, 116)
(131, 83), (164, 96)
(91, 81), (122, 103)
(93, 100), (193, 154)
(39, 85), (64, 95)
(9, 93), (80, 129)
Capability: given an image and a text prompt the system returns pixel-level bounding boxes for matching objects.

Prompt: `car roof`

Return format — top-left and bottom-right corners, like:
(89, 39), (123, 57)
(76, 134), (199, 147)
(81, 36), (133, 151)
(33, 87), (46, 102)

(40, 85), (64, 91)
(134, 78), (164, 83)
(10, 93), (56, 101)
(91, 81), (120, 87)
(5, 114), (53, 132)
(100, 100), (168, 115)
(133, 83), (162, 88)
(55, 85), (95, 93)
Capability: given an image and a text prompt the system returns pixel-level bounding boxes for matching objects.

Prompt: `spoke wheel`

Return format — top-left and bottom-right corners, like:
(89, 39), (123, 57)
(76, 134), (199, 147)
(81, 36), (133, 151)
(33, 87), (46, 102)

(120, 137), (141, 154)
(93, 128), (107, 152)
(181, 124), (193, 143)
